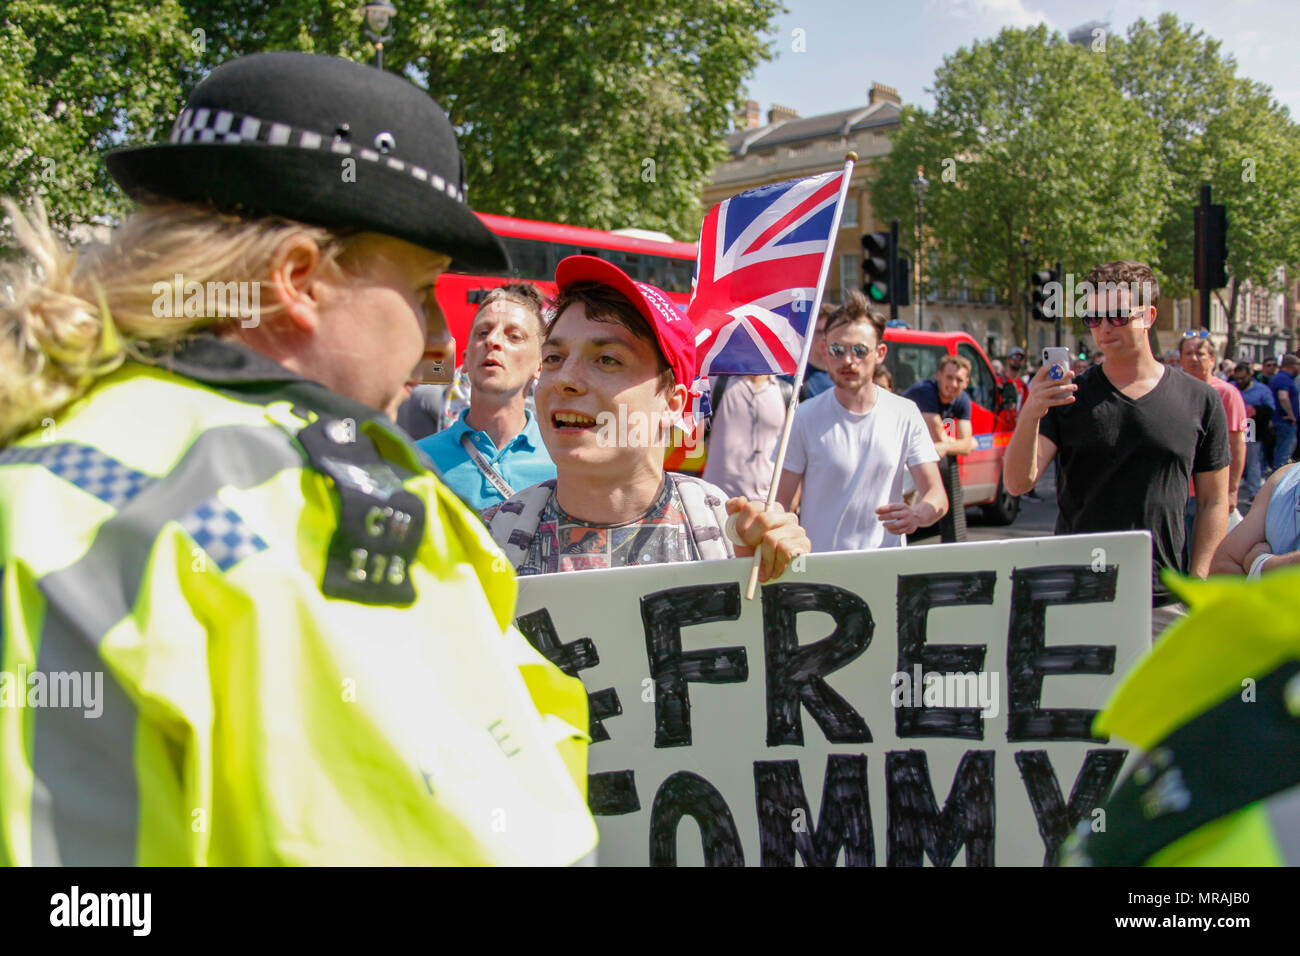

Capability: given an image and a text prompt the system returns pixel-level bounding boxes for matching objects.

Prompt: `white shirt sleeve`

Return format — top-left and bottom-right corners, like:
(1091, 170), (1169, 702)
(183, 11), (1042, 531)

(903, 401), (940, 467)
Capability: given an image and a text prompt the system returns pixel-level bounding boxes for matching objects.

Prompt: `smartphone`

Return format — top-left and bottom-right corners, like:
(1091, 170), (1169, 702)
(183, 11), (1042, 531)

(1042, 347), (1071, 381)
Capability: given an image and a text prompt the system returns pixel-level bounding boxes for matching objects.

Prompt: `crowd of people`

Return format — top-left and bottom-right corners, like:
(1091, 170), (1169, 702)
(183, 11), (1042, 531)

(399, 256), (1300, 639)
(1, 49), (1296, 867)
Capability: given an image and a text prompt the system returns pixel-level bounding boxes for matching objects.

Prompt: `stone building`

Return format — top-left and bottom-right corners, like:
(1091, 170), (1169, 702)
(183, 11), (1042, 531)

(702, 84), (1021, 361)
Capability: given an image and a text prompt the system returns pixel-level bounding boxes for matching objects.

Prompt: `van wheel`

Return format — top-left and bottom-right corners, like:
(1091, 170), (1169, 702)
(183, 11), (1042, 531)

(982, 475), (1020, 526)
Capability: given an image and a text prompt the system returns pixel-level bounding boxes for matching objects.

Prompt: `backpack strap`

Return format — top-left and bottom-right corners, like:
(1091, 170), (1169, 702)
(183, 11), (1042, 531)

(778, 376), (794, 406)
(671, 474), (734, 561)
(703, 376), (728, 441)
(485, 480), (555, 571)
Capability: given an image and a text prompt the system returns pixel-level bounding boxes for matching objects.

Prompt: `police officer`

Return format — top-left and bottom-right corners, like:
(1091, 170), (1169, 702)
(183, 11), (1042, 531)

(1063, 567), (1300, 866)
(0, 53), (597, 865)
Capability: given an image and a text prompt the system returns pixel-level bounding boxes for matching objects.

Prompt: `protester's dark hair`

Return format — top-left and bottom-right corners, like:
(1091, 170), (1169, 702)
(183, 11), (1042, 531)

(1235, 361), (1253, 374)
(476, 282), (546, 337)
(824, 289), (886, 344)
(1085, 260), (1160, 312)
(546, 280), (673, 392)
(873, 365), (893, 390)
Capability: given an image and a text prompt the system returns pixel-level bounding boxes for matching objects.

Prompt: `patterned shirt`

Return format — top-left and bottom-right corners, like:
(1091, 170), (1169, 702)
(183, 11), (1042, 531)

(481, 477), (699, 575)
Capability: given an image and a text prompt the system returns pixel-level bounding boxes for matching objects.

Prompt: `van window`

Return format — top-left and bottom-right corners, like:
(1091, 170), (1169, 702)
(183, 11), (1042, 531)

(884, 343), (947, 393)
(958, 342), (995, 410)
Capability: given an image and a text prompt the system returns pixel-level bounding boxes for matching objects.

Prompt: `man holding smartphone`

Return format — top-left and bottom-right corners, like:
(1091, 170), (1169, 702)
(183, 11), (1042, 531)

(1004, 260), (1230, 638)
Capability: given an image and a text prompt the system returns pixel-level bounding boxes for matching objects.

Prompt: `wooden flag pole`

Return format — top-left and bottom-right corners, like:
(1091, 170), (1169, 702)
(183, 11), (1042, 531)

(743, 152), (857, 600)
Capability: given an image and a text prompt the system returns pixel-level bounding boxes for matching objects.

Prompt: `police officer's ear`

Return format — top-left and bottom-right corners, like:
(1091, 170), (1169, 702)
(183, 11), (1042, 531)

(268, 234), (329, 333)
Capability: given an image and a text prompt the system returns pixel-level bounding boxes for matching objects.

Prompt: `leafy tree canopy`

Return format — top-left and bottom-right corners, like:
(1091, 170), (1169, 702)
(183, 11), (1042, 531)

(2, 0), (781, 241)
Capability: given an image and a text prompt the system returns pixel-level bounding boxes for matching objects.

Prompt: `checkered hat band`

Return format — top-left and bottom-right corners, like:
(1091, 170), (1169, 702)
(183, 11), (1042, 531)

(167, 107), (467, 203)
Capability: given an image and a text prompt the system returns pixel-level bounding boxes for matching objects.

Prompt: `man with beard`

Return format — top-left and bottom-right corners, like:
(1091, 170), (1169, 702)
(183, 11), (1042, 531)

(775, 290), (947, 552)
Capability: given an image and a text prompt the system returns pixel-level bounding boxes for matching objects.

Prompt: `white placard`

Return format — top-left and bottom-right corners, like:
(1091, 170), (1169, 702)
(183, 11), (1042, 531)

(515, 532), (1151, 866)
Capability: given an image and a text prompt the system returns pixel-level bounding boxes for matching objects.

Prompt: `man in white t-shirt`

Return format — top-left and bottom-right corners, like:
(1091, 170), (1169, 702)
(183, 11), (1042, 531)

(775, 291), (948, 551)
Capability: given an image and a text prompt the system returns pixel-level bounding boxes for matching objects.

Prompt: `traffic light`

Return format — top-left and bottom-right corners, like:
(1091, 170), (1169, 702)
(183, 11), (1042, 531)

(895, 256), (912, 307)
(862, 231), (893, 303)
(1195, 201), (1228, 290)
(1031, 267), (1059, 323)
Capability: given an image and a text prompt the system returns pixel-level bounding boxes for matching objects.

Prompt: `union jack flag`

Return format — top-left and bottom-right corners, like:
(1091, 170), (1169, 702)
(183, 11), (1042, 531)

(688, 170), (846, 378)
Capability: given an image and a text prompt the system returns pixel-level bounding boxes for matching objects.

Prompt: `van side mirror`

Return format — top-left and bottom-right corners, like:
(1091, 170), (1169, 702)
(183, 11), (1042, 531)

(1000, 381), (1019, 409)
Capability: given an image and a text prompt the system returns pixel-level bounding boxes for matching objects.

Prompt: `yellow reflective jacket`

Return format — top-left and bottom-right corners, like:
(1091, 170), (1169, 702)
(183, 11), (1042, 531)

(1065, 565), (1300, 866)
(0, 338), (597, 865)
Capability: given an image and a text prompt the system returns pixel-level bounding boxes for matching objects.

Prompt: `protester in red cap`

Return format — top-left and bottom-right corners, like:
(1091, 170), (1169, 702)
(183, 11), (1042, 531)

(482, 256), (810, 577)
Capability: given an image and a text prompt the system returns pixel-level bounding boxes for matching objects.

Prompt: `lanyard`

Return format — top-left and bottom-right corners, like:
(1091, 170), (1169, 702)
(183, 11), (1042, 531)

(460, 432), (515, 499)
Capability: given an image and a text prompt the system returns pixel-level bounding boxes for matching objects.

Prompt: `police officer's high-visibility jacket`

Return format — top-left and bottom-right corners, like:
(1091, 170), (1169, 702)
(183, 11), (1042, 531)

(0, 337), (598, 865)
(1065, 566), (1300, 866)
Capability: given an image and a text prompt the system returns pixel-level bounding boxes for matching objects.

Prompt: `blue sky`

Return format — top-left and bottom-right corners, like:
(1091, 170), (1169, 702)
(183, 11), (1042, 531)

(744, 0), (1300, 121)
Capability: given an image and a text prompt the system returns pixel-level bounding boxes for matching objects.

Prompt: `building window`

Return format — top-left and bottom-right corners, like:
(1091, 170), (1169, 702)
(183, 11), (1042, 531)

(840, 253), (859, 297)
(840, 196), (858, 229)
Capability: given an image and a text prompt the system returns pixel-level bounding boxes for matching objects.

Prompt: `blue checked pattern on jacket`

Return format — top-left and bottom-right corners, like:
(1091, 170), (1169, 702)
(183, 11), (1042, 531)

(0, 442), (157, 510)
(177, 499), (269, 572)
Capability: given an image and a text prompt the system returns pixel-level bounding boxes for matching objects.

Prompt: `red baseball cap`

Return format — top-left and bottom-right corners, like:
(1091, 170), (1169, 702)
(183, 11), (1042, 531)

(553, 255), (697, 390)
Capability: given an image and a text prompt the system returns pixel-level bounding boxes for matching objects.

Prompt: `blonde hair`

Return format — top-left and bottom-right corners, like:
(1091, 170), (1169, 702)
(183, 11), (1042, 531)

(0, 198), (355, 447)
(939, 354), (972, 376)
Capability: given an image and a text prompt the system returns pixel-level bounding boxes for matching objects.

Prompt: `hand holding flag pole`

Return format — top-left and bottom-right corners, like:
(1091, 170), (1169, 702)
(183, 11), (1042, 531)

(741, 153), (856, 599)
(685, 153), (858, 600)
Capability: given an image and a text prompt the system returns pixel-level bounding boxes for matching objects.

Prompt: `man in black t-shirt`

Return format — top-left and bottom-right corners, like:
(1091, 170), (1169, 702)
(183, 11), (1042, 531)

(1003, 261), (1230, 637)
(903, 355), (976, 541)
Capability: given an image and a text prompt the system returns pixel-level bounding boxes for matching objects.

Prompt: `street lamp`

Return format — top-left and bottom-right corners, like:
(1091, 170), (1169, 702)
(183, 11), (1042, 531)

(1020, 236), (1032, 348)
(911, 168), (929, 328)
(361, 1), (397, 70)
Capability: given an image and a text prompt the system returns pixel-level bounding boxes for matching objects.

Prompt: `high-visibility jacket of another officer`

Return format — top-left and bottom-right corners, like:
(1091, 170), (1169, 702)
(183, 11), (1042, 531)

(0, 336), (598, 865)
(1064, 565), (1300, 866)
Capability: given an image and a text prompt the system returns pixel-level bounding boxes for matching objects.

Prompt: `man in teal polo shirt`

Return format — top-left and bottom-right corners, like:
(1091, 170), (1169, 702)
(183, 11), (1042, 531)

(419, 284), (556, 510)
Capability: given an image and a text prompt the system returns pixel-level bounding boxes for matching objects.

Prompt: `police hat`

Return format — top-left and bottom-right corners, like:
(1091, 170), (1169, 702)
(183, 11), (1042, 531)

(105, 52), (507, 274)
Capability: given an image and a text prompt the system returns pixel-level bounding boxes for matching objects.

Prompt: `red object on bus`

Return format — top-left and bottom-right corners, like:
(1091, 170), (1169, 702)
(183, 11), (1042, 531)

(435, 213), (698, 367)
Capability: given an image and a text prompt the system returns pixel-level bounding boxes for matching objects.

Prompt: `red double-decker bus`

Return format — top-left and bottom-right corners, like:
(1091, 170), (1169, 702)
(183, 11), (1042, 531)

(435, 213), (698, 366)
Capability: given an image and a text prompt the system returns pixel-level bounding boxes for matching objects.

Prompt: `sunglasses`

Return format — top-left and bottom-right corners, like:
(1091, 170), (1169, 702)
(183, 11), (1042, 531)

(1081, 311), (1134, 329)
(1182, 329), (1211, 339)
(828, 343), (872, 359)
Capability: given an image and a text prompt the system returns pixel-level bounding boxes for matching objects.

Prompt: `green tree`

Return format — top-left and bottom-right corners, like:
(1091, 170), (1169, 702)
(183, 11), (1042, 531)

(1108, 14), (1300, 356)
(0, 0), (193, 237)
(3, 0), (780, 242)
(870, 25), (1168, 344)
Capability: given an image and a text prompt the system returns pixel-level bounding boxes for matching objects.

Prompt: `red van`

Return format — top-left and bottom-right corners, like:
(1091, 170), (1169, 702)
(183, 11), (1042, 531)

(882, 328), (1021, 525)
